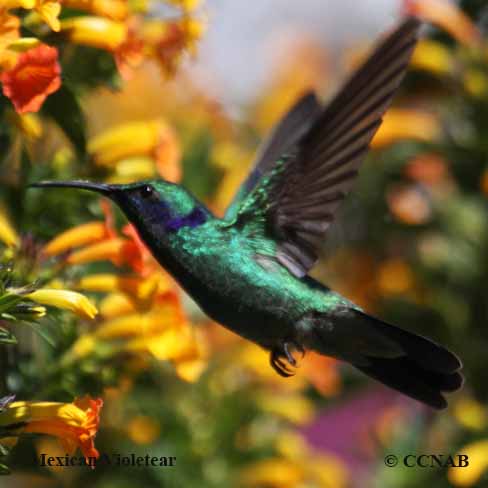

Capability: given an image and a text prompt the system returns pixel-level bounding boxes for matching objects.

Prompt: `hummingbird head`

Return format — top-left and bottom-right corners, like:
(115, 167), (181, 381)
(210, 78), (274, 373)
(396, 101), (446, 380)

(30, 179), (208, 234)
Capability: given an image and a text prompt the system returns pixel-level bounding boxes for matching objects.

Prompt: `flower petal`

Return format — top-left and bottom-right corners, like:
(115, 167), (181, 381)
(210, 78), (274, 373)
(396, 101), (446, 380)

(26, 289), (98, 319)
(0, 44), (61, 114)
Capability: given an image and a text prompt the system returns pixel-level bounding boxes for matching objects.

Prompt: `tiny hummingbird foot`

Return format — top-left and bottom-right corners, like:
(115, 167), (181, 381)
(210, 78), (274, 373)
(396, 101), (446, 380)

(270, 341), (305, 377)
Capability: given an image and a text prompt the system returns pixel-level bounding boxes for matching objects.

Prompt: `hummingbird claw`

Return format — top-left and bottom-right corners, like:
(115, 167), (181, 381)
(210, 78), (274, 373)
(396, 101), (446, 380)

(270, 353), (294, 377)
(283, 342), (297, 367)
(270, 341), (304, 377)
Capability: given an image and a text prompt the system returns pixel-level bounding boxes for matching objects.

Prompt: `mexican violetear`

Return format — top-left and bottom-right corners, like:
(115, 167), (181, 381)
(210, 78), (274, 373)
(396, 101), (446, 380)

(31, 16), (464, 409)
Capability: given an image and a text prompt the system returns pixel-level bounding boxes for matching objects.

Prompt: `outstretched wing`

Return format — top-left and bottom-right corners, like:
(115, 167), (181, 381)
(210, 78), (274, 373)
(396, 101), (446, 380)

(224, 92), (322, 221)
(226, 17), (421, 277)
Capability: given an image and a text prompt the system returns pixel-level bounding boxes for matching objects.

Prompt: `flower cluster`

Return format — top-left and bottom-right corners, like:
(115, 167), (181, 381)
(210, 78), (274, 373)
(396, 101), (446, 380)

(0, 0), (207, 471)
(0, 0), (205, 114)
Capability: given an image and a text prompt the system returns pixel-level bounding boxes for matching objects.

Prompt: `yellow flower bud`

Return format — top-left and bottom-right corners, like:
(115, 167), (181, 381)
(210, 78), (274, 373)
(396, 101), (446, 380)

(26, 289), (98, 319)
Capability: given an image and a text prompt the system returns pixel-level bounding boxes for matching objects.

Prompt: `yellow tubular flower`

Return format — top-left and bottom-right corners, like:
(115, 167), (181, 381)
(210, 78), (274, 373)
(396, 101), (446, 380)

(0, 396), (103, 462)
(127, 326), (199, 361)
(26, 289), (98, 319)
(405, 0), (481, 47)
(60, 17), (127, 51)
(99, 292), (137, 318)
(92, 313), (167, 339)
(0, 205), (19, 247)
(21, 0), (62, 32)
(411, 39), (453, 76)
(6, 111), (42, 139)
(36, 0), (62, 32)
(43, 221), (108, 256)
(88, 119), (179, 167)
(371, 109), (440, 148)
(94, 314), (146, 339)
(64, 314), (205, 380)
(78, 274), (140, 293)
(6, 37), (41, 52)
(99, 295), (183, 338)
(77, 273), (160, 302)
(0, 10), (20, 71)
(448, 440), (488, 487)
(63, 0), (128, 21)
(66, 238), (127, 265)
(107, 157), (157, 183)
(174, 357), (206, 382)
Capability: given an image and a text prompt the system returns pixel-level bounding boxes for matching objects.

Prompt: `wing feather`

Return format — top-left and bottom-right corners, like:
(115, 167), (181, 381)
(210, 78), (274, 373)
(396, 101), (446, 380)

(229, 17), (421, 277)
(224, 92), (322, 221)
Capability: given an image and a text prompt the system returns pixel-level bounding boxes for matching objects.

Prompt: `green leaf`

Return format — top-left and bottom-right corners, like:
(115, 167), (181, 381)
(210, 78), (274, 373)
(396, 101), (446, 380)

(23, 321), (56, 348)
(0, 294), (23, 314)
(41, 84), (86, 158)
(0, 327), (17, 345)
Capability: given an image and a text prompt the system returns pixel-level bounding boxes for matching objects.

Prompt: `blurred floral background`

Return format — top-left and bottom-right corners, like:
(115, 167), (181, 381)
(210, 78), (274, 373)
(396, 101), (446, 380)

(0, 0), (487, 486)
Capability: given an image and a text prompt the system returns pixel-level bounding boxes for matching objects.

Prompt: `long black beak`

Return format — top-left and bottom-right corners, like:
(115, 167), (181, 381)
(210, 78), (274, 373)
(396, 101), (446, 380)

(29, 180), (116, 196)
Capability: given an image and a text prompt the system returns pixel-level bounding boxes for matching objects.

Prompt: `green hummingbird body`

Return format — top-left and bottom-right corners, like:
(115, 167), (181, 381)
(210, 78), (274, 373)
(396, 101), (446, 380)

(128, 204), (352, 350)
(31, 17), (464, 409)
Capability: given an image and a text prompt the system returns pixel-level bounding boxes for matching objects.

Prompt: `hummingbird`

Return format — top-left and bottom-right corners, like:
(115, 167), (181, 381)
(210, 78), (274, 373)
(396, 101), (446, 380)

(31, 17), (463, 409)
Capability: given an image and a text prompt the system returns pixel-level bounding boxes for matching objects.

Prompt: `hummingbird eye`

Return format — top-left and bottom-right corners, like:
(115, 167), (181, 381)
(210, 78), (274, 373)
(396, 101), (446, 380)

(140, 185), (155, 199)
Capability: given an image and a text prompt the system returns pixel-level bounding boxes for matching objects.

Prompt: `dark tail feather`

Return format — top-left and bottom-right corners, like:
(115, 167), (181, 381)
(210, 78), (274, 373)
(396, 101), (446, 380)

(352, 311), (463, 410)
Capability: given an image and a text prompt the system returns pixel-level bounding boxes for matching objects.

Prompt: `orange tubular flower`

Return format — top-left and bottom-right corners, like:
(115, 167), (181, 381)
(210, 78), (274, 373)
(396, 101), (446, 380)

(1, 44), (61, 113)
(404, 0), (481, 47)
(43, 221), (111, 256)
(145, 17), (205, 75)
(114, 17), (145, 80)
(67, 237), (129, 265)
(0, 396), (103, 465)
